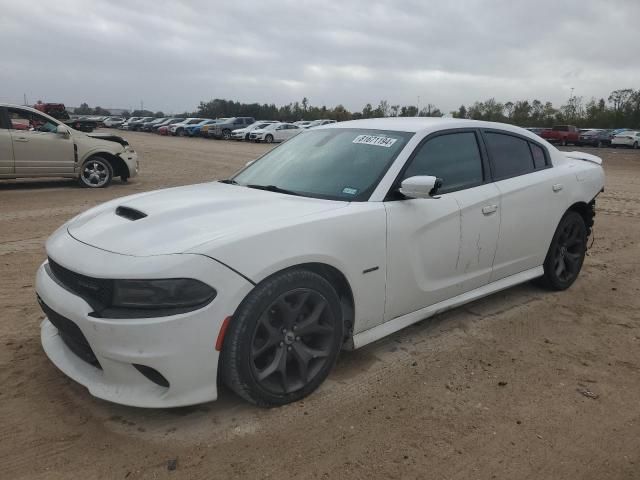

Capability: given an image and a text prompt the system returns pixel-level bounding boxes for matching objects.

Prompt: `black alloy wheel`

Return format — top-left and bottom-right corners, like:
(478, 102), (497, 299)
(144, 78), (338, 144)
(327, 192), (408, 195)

(222, 269), (343, 407)
(539, 211), (587, 290)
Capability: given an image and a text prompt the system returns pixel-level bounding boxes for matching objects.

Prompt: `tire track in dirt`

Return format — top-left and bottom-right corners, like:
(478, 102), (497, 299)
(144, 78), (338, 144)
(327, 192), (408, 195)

(0, 237), (47, 256)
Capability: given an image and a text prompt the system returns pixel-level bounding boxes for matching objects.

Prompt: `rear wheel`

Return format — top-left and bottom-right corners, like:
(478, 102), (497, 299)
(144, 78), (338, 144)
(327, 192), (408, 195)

(538, 211), (587, 290)
(178, 128), (186, 137)
(634, 142), (639, 149)
(79, 156), (113, 188)
(222, 269), (343, 407)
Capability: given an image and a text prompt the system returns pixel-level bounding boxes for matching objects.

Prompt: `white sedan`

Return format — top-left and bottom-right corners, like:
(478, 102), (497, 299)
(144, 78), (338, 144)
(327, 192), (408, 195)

(249, 122), (301, 143)
(35, 118), (604, 408)
(611, 131), (640, 149)
(231, 121), (278, 141)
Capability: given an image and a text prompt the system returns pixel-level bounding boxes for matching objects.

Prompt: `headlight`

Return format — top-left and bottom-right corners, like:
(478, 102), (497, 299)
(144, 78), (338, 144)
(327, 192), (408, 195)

(112, 278), (216, 309)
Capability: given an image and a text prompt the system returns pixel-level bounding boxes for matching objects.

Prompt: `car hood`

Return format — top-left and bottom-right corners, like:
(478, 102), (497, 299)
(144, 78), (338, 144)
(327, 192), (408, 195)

(85, 133), (129, 147)
(66, 182), (347, 256)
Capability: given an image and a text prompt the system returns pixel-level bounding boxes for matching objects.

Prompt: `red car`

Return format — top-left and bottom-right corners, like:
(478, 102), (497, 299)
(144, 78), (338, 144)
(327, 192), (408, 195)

(158, 125), (170, 136)
(540, 125), (580, 146)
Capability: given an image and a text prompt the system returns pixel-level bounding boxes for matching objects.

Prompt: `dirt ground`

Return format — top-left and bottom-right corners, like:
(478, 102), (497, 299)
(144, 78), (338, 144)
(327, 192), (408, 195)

(1, 131), (639, 480)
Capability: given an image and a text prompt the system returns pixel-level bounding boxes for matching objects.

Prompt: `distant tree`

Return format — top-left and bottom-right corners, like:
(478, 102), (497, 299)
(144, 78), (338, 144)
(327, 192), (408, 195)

(131, 109), (154, 117)
(455, 105), (467, 119)
(93, 106), (111, 116)
(375, 100), (390, 117)
(75, 102), (92, 115)
(361, 103), (374, 118)
(154, 111), (165, 118)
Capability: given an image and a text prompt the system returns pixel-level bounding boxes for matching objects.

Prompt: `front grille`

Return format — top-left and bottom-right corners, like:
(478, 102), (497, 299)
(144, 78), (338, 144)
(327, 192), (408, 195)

(47, 258), (113, 309)
(38, 297), (101, 369)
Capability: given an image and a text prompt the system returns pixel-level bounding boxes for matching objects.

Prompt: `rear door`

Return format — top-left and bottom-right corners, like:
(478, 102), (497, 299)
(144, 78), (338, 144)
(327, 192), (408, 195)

(0, 107), (15, 175)
(8, 107), (74, 175)
(483, 130), (567, 281)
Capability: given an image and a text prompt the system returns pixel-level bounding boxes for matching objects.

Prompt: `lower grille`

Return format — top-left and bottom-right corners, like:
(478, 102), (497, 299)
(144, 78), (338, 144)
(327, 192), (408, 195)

(38, 297), (101, 369)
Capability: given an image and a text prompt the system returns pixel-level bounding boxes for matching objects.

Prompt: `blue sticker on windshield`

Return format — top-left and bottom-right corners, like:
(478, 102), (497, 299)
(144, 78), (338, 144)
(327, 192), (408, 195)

(342, 187), (358, 195)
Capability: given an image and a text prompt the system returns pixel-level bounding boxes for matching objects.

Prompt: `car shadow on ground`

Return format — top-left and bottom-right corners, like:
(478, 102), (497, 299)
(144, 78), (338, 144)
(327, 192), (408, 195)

(64, 280), (545, 442)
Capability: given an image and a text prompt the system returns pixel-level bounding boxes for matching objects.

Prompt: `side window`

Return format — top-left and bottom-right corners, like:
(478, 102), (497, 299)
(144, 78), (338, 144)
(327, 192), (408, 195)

(7, 108), (58, 132)
(403, 132), (484, 193)
(234, 119), (243, 124)
(484, 132), (534, 179)
(529, 143), (547, 169)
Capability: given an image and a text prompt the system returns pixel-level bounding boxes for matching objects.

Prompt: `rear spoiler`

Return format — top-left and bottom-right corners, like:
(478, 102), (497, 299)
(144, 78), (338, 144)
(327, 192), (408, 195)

(564, 151), (602, 165)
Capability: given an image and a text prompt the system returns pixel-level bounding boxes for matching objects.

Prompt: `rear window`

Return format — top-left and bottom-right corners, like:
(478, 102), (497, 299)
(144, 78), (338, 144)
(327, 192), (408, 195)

(485, 132), (534, 179)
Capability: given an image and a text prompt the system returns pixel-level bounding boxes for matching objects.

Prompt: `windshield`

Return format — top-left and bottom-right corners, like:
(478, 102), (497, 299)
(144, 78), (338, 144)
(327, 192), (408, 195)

(232, 128), (413, 201)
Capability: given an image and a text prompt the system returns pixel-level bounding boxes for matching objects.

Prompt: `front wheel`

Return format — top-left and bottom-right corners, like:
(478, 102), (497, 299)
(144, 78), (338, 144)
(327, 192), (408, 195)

(221, 269), (343, 407)
(538, 211), (587, 290)
(79, 157), (113, 188)
(634, 142), (639, 149)
(265, 134), (274, 144)
(222, 129), (232, 140)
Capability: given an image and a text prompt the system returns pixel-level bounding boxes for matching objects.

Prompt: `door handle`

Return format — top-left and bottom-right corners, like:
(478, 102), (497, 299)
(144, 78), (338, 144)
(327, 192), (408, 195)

(552, 183), (563, 192)
(14, 137), (28, 142)
(482, 204), (498, 215)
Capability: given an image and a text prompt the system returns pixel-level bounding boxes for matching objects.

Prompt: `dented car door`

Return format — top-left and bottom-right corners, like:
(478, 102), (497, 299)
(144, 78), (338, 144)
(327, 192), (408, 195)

(384, 130), (500, 321)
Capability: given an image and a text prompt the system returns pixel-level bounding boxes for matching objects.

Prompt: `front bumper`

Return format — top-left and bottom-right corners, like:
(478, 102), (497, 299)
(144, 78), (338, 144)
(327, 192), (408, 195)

(35, 234), (254, 407)
(119, 149), (139, 178)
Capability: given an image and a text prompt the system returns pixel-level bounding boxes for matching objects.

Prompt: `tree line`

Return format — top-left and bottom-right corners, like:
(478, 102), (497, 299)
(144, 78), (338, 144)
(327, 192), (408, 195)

(73, 87), (640, 128)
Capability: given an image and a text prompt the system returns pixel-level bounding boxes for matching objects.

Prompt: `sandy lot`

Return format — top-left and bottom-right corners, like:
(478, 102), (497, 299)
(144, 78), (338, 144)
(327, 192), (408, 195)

(1, 131), (639, 480)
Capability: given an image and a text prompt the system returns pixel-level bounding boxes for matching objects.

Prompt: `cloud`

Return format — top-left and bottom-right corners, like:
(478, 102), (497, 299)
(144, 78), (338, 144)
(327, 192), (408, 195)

(1, 0), (638, 114)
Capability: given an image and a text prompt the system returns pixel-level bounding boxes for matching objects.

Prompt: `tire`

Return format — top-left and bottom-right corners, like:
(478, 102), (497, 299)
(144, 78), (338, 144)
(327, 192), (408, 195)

(222, 129), (232, 140)
(265, 134), (274, 144)
(79, 156), (113, 188)
(596, 140), (602, 148)
(538, 211), (587, 291)
(561, 138), (567, 147)
(634, 142), (638, 150)
(221, 269), (343, 407)
(177, 128), (185, 137)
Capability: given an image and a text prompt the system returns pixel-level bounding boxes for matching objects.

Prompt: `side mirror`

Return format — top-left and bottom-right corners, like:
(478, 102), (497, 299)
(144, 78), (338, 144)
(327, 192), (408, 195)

(56, 125), (70, 136)
(399, 175), (442, 199)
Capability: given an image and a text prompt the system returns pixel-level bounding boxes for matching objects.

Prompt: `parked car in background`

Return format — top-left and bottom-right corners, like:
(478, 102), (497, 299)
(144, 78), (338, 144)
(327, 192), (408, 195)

(139, 118), (167, 132)
(208, 117), (256, 139)
(294, 121), (313, 128)
(150, 118), (185, 133)
(576, 129), (612, 148)
(611, 131), (640, 149)
(169, 118), (205, 136)
(525, 127), (544, 136)
(0, 103), (138, 187)
(231, 121), (278, 141)
(249, 122), (301, 143)
(119, 117), (142, 130)
(540, 125), (580, 146)
(186, 119), (220, 137)
(125, 117), (155, 132)
(34, 117), (604, 408)
(103, 117), (125, 128)
(200, 120), (227, 138)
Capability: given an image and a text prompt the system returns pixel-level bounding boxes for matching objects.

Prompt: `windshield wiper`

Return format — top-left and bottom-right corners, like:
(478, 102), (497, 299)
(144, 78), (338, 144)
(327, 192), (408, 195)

(218, 179), (238, 184)
(245, 184), (301, 196)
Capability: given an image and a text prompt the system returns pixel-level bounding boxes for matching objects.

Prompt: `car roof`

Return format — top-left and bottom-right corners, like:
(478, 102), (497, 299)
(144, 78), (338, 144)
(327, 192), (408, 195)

(320, 117), (539, 137)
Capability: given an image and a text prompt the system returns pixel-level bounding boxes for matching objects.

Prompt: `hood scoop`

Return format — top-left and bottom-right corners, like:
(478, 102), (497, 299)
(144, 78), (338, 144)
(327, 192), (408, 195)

(115, 206), (147, 221)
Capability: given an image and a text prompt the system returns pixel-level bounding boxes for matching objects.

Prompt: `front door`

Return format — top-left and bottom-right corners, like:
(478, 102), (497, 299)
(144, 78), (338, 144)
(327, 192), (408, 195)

(384, 130), (500, 321)
(0, 112), (14, 174)
(8, 107), (74, 175)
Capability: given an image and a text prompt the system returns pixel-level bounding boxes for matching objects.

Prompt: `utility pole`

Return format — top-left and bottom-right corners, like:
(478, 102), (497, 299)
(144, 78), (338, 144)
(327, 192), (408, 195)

(417, 96), (421, 117)
(23, 93), (28, 106)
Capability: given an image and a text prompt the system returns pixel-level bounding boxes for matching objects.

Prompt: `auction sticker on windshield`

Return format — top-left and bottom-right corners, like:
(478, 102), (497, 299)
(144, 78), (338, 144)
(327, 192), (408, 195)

(352, 134), (398, 148)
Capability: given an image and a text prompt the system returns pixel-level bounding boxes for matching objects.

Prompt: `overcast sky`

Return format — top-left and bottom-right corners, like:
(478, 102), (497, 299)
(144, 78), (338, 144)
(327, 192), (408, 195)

(1, 0), (639, 114)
